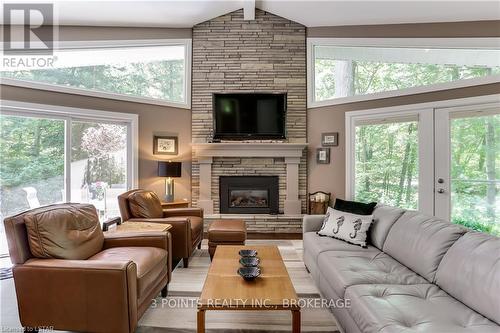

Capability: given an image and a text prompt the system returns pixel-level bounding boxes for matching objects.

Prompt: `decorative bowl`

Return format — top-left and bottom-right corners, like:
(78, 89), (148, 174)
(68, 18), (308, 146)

(237, 267), (261, 281)
(239, 256), (260, 267)
(239, 249), (258, 257)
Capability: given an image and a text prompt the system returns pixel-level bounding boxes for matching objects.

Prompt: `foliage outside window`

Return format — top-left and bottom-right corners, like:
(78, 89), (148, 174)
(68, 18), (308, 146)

(354, 121), (419, 210)
(0, 44), (187, 105)
(313, 45), (500, 102)
(450, 114), (499, 235)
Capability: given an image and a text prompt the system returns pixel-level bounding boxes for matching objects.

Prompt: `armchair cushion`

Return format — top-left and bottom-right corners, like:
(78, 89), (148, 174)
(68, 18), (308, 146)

(24, 203), (104, 260)
(128, 190), (163, 218)
(88, 247), (167, 299)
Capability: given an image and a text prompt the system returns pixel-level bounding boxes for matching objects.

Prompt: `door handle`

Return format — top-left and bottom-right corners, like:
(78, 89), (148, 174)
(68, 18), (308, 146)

(437, 189), (445, 194)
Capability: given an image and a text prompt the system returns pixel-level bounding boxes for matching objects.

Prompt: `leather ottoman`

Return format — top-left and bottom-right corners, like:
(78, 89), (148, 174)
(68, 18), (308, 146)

(208, 219), (246, 260)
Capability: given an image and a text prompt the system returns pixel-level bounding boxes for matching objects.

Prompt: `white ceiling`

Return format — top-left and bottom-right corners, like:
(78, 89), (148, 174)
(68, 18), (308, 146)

(2, 0), (499, 28)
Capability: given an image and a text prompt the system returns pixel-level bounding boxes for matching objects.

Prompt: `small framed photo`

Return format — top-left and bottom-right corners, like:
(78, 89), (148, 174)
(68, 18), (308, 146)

(322, 132), (339, 146)
(316, 148), (330, 164)
(153, 136), (178, 155)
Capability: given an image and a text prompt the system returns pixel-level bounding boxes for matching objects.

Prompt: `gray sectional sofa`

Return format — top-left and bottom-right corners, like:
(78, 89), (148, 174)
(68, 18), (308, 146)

(303, 205), (500, 333)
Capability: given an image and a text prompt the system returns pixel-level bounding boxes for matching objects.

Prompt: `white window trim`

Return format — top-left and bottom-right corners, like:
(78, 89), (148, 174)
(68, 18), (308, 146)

(345, 94), (500, 215)
(307, 37), (500, 109)
(1, 39), (192, 109)
(0, 99), (139, 190)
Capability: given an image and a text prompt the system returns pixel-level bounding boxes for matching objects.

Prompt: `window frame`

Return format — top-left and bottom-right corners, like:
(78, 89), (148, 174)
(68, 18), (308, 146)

(0, 99), (139, 200)
(307, 37), (500, 108)
(0, 39), (192, 109)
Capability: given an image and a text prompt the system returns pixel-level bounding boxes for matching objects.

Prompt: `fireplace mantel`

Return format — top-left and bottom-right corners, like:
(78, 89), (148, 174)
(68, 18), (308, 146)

(192, 142), (307, 158)
(192, 142), (308, 215)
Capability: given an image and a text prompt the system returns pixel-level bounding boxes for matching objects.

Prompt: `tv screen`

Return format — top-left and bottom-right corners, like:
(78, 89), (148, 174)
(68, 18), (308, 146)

(213, 93), (286, 140)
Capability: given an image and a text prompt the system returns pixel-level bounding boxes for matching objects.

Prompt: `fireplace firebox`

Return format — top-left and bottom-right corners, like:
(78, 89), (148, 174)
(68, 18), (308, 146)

(220, 176), (279, 214)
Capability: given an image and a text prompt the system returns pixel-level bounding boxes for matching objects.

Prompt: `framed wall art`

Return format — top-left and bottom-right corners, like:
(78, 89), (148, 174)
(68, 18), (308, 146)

(322, 132), (339, 146)
(316, 147), (330, 164)
(153, 136), (178, 155)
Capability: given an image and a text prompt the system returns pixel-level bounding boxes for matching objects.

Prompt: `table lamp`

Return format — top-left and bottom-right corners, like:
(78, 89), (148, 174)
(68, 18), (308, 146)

(158, 161), (182, 202)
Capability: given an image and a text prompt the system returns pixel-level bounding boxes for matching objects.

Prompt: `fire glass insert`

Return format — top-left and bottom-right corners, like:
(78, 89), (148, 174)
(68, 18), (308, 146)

(220, 176), (279, 214)
(230, 189), (269, 208)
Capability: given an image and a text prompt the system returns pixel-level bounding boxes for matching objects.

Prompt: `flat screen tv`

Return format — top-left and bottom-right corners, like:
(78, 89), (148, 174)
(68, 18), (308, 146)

(213, 93), (287, 140)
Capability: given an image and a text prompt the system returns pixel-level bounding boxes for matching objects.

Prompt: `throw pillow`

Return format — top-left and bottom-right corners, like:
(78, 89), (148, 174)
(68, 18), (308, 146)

(317, 207), (374, 247)
(334, 198), (377, 215)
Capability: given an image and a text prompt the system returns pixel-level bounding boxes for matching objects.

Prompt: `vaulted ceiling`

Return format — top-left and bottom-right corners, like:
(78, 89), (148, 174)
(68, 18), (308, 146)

(2, 0), (499, 27)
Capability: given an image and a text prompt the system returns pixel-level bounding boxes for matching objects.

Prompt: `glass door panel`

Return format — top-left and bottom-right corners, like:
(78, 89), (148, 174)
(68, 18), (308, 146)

(354, 120), (419, 209)
(0, 114), (65, 255)
(70, 121), (128, 220)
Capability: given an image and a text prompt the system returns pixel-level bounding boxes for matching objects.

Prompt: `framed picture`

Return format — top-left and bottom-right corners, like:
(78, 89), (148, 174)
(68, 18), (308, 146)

(316, 148), (330, 164)
(153, 136), (178, 155)
(322, 132), (339, 146)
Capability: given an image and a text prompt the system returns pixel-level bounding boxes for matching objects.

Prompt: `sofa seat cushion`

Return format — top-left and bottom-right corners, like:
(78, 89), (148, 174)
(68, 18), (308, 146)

(317, 250), (427, 297)
(304, 232), (380, 259)
(345, 284), (500, 333)
(88, 247), (167, 298)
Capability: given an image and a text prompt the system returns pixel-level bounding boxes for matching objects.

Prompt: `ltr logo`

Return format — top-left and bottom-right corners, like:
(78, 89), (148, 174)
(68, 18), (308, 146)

(3, 3), (54, 55)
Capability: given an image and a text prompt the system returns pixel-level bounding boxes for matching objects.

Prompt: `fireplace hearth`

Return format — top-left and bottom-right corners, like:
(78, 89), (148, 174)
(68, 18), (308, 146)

(220, 176), (279, 214)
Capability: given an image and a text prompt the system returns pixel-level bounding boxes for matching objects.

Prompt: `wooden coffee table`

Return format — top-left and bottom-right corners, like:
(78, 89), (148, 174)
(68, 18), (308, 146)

(197, 245), (300, 332)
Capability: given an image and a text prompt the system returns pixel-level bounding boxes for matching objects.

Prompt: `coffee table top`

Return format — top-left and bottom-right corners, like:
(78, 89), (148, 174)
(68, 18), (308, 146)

(198, 245), (299, 310)
(104, 221), (172, 233)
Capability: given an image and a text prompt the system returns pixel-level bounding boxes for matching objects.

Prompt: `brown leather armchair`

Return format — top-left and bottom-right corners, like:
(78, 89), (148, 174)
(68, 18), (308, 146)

(4, 203), (172, 333)
(118, 189), (203, 268)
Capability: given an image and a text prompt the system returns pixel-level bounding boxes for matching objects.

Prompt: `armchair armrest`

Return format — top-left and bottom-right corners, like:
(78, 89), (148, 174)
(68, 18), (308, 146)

(14, 259), (138, 332)
(163, 207), (203, 218)
(303, 215), (326, 233)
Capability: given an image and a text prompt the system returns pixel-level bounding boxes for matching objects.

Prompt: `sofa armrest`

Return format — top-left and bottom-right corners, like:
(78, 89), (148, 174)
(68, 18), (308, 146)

(103, 231), (170, 251)
(302, 215), (325, 233)
(14, 259), (138, 332)
(163, 207), (203, 218)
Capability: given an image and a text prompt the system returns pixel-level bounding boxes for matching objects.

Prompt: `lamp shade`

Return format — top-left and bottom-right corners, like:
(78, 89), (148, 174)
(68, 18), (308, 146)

(158, 161), (182, 178)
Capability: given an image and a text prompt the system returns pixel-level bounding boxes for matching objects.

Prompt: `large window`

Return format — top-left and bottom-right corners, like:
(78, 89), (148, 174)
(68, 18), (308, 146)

(347, 96), (499, 236)
(0, 41), (191, 108)
(0, 101), (138, 256)
(309, 39), (500, 107)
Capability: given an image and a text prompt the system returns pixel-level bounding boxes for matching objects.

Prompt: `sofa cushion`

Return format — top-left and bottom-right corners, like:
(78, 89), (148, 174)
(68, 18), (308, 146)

(345, 284), (499, 333)
(334, 198), (377, 215)
(435, 231), (500, 325)
(317, 207), (374, 247)
(383, 210), (466, 282)
(304, 232), (380, 259)
(128, 190), (163, 218)
(369, 205), (405, 250)
(317, 250), (427, 297)
(88, 246), (167, 299)
(24, 203), (104, 260)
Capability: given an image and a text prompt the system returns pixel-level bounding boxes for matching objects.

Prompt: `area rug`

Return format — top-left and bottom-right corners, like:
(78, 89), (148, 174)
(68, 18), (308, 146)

(0, 267), (13, 280)
(137, 240), (339, 332)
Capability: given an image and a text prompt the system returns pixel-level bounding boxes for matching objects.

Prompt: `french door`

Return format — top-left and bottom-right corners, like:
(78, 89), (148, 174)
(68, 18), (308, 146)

(347, 96), (499, 235)
(435, 103), (499, 235)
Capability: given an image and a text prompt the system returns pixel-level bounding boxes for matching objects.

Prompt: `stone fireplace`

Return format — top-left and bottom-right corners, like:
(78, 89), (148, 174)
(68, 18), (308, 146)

(191, 9), (307, 234)
(220, 176), (279, 214)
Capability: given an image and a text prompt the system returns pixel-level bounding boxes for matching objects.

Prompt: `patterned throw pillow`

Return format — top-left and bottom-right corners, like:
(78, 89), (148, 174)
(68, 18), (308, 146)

(317, 207), (374, 247)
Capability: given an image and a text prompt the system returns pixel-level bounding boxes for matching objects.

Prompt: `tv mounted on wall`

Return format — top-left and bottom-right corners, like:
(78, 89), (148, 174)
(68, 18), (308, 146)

(213, 93), (287, 140)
